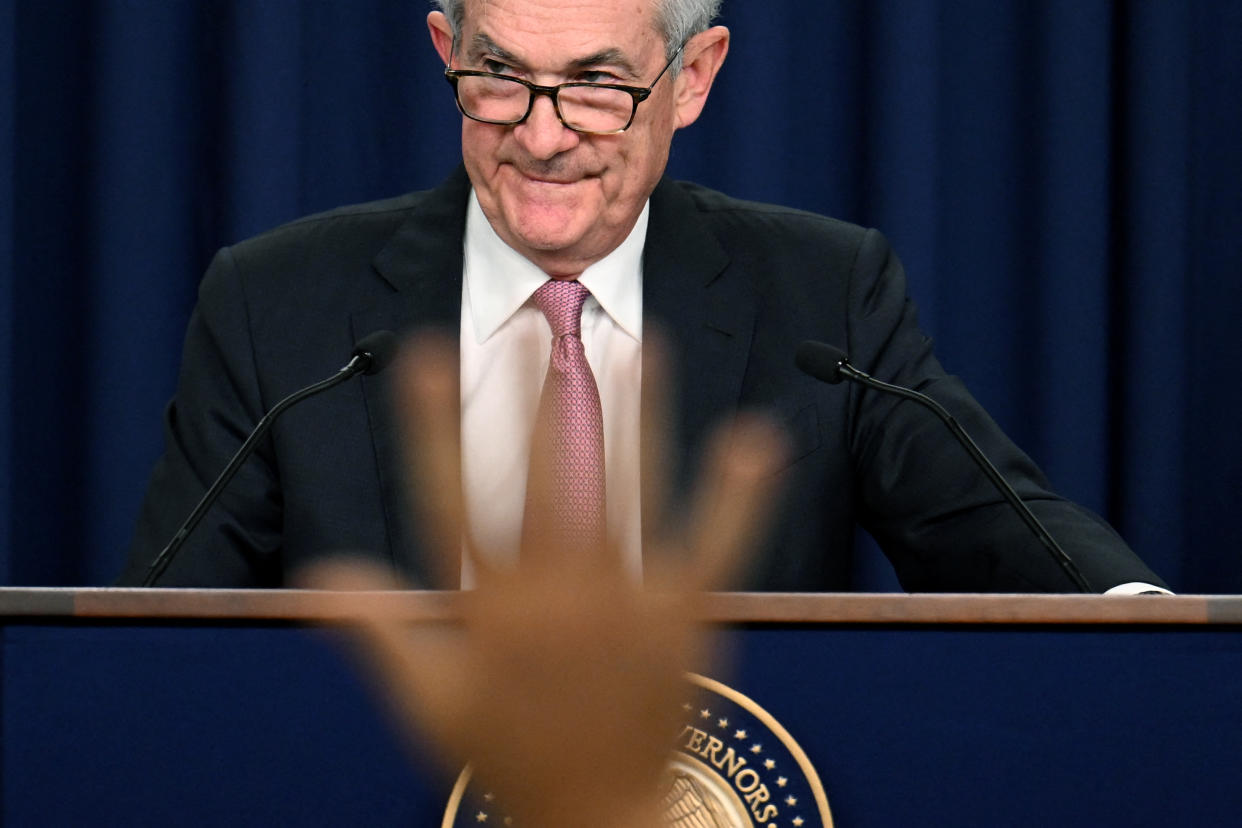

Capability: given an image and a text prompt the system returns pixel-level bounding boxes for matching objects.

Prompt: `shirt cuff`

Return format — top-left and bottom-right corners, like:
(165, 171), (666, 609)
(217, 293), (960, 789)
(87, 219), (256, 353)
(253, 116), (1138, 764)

(1104, 582), (1174, 595)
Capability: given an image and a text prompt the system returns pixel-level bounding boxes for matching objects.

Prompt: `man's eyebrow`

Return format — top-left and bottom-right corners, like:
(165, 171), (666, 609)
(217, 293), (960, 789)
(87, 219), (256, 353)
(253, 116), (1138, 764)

(569, 49), (641, 79)
(468, 33), (522, 65)
(467, 33), (640, 80)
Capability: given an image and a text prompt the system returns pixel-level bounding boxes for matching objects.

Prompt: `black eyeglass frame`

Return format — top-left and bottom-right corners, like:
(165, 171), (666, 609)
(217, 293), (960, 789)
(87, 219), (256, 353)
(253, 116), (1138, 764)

(443, 41), (686, 135)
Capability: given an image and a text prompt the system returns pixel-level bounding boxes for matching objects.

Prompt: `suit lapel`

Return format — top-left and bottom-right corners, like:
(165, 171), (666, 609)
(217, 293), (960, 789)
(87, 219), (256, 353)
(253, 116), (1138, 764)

(643, 178), (757, 498)
(351, 168), (472, 586)
(360, 165), (473, 330)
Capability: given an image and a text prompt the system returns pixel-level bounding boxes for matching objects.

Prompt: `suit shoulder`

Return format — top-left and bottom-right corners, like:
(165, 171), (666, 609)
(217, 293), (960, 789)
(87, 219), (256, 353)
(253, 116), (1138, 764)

(670, 180), (869, 244)
(231, 190), (431, 258)
(661, 180), (883, 278)
(192, 186), (453, 327)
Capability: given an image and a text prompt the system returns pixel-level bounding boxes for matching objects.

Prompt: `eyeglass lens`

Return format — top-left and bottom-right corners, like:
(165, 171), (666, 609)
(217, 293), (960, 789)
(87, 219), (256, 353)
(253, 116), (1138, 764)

(456, 76), (634, 132)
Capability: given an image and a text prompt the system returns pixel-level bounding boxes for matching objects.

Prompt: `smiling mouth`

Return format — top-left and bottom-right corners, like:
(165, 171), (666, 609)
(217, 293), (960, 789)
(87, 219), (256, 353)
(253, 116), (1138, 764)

(521, 172), (581, 185)
(509, 162), (593, 186)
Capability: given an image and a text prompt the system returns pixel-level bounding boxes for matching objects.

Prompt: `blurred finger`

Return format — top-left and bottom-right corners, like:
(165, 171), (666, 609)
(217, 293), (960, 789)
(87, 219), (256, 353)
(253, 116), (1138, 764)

(296, 555), (404, 593)
(678, 413), (788, 593)
(518, 413), (579, 570)
(395, 333), (490, 586)
(519, 368), (613, 573)
(639, 329), (676, 554)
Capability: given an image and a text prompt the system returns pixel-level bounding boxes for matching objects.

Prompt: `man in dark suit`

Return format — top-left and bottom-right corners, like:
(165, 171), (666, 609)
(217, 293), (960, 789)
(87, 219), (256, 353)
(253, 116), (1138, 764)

(120, 0), (1166, 592)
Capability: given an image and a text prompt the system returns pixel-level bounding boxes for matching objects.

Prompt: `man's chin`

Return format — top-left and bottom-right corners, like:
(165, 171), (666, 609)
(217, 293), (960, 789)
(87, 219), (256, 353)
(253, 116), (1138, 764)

(512, 226), (587, 254)
(504, 207), (591, 254)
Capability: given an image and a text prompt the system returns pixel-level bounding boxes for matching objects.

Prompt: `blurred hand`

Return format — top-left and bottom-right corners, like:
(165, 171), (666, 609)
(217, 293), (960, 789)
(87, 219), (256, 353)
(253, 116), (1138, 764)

(299, 335), (786, 828)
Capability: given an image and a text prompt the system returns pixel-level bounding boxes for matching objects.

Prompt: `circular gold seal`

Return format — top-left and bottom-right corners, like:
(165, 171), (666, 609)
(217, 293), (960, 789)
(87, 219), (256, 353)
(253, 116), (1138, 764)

(442, 673), (833, 827)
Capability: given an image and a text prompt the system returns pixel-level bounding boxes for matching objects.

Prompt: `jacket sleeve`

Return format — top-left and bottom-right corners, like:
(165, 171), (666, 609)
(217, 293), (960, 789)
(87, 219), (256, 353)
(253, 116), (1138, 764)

(118, 246), (284, 587)
(841, 229), (1167, 592)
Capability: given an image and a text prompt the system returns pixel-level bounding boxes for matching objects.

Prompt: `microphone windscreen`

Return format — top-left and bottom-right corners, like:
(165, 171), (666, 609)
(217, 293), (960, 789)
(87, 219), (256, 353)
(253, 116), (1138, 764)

(795, 340), (849, 384)
(352, 330), (398, 376)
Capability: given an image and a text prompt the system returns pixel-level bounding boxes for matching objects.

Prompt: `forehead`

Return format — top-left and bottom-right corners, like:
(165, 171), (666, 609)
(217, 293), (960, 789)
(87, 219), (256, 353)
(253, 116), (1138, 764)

(461, 0), (662, 59)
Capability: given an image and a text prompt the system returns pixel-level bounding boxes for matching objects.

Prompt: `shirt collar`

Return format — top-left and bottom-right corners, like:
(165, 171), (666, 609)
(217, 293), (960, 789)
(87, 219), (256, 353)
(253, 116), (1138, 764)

(463, 189), (647, 343)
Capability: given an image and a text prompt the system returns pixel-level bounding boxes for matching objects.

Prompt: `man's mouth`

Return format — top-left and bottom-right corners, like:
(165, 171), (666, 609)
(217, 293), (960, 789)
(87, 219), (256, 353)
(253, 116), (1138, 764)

(507, 162), (592, 186)
(520, 171), (581, 185)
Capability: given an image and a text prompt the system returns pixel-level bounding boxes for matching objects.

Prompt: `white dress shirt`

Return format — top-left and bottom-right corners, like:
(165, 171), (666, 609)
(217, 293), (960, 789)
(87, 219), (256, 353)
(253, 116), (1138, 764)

(459, 190), (646, 583)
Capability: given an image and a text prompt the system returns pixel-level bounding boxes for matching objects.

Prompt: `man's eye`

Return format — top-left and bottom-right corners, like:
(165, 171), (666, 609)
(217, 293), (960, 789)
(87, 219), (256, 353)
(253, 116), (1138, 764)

(579, 70), (620, 84)
(483, 60), (517, 76)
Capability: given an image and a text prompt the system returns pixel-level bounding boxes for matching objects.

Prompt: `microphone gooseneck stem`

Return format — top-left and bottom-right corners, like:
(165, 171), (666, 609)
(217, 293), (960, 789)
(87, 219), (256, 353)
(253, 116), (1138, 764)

(142, 356), (368, 587)
(835, 361), (1094, 593)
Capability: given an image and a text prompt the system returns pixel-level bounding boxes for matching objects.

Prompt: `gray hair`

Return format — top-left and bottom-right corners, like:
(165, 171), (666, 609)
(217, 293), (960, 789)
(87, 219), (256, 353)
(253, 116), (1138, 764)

(432, 0), (721, 71)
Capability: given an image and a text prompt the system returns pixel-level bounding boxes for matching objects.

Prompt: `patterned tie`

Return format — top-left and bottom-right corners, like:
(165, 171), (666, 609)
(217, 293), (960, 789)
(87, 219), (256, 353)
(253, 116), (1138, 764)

(525, 279), (607, 551)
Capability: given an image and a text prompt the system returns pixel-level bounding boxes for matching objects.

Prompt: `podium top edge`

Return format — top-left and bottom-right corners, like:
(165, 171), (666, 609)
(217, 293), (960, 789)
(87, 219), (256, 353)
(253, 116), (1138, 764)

(2, 588), (1240, 626)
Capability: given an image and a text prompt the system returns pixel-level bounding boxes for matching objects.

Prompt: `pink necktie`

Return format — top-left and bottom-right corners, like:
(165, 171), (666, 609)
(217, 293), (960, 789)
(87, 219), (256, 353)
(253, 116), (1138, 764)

(526, 279), (606, 550)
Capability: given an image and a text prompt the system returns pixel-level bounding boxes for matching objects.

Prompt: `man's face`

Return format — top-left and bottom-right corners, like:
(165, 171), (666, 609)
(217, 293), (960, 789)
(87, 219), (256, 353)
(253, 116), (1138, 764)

(431, 0), (682, 277)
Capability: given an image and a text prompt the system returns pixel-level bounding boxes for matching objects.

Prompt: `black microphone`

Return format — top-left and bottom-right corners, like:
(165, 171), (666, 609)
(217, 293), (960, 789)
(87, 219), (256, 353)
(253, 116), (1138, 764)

(795, 340), (1094, 593)
(142, 330), (398, 586)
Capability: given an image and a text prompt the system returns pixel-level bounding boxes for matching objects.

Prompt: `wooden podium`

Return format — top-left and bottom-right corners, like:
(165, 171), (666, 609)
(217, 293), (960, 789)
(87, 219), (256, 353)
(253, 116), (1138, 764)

(3, 589), (1241, 826)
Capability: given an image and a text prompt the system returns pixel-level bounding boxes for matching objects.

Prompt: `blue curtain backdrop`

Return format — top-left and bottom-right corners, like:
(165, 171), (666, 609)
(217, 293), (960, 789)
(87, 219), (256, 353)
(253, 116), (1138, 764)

(2, 0), (1239, 590)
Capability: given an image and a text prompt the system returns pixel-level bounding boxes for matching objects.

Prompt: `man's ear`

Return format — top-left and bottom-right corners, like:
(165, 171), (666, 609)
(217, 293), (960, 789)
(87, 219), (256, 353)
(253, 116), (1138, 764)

(673, 26), (730, 129)
(428, 11), (455, 65)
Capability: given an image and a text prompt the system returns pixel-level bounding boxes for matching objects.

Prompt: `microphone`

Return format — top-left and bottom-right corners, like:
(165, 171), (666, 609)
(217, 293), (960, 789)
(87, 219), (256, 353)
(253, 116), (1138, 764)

(142, 330), (398, 586)
(795, 340), (1094, 593)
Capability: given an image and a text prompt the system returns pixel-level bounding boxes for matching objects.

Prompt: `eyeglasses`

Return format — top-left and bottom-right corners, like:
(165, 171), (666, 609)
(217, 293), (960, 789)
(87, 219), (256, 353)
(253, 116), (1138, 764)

(444, 43), (685, 135)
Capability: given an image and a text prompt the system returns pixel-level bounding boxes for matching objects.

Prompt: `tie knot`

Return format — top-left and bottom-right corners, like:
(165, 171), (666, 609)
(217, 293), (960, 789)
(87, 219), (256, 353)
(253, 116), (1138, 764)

(531, 279), (590, 338)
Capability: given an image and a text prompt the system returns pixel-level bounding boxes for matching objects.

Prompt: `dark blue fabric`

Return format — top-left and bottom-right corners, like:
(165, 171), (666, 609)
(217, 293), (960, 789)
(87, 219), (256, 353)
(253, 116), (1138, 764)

(1, 0), (14, 582)
(3, 0), (1240, 590)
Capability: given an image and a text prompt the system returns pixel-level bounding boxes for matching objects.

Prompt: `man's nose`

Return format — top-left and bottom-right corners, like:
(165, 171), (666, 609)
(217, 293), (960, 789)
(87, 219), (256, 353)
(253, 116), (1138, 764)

(513, 94), (580, 160)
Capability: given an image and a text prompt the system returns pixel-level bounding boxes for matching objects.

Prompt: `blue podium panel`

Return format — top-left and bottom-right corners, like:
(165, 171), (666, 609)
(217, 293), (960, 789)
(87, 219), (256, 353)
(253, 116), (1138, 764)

(1, 625), (447, 827)
(721, 626), (1242, 827)
(3, 594), (1241, 827)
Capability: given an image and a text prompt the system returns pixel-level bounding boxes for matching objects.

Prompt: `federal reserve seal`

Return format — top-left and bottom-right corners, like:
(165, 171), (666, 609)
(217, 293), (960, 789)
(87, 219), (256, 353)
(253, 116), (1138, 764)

(442, 673), (833, 827)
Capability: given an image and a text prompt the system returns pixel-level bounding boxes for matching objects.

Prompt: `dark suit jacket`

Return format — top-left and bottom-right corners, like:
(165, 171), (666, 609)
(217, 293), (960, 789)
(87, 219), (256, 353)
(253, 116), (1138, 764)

(120, 167), (1166, 591)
